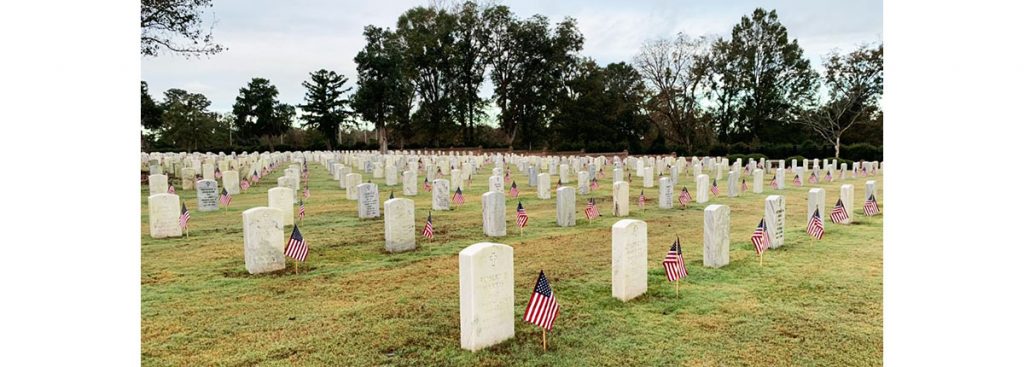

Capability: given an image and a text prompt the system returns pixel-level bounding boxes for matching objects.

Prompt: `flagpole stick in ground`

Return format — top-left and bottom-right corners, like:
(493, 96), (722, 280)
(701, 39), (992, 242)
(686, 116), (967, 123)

(675, 279), (679, 297)
(542, 329), (547, 352)
(760, 253), (763, 267)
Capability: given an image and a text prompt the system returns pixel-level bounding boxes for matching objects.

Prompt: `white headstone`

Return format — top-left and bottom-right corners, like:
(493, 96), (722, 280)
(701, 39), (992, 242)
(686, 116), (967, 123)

(703, 204), (730, 268)
(577, 171), (590, 195)
(696, 174), (709, 203)
(482, 192), (506, 237)
(268, 187), (295, 226)
(148, 174), (168, 195)
(658, 177), (673, 209)
(807, 188), (826, 229)
(612, 181), (629, 216)
(764, 195), (785, 249)
(611, 219), (648, 302)
(357, 183), (381, 219)
(181, 168), (195, 190)
(345, 173), (362, 200)
(839, 184), (854, 224)
(222, 170), (240, 195)
(727, 171), (739, 197)
(537, 173), (551, 199)
(148, 193), (182, 239)
(385, 165), (398, 186)
(866, 180), (877, 199)
(752, 169), (764, 193)
(459, 242), (514, 352)
(196, 179), (219, 211)
(432, 179), (451, 210)
(643, 167), (654, 188)
(384, 198), (415, 252)
(556, 186), (576, 227)
(488, 175), (504, 193)
(242, 207), (286, 274)
(402, 170), (418, 196)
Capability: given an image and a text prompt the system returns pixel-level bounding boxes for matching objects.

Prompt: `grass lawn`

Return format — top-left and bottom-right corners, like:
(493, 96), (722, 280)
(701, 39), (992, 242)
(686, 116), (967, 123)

(141, 161), (882, 366)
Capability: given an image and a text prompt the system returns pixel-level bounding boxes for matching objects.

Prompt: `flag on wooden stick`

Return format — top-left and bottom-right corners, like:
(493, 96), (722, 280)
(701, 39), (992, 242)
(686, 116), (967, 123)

(422, 212), (435, 239)
(662, 237), (687, 282)
(584, 198), (599, 220)
(751, 218), (770, 255)
(523, 270), (560, 331)
(509, 181), (519, 198)
(285, 225), (308, 262)
(298, 200), (306, 221)
(424, 177), (432, 192)
(678, 187), (691, 207)
(168, 184), (176, 194)
(219, 187), (231, 207)
(807, 209), (825, 240)
(516, 201), (529, 229)
(453, 187), (465, 206)
(179, 202), (190, 229)
(711, 179), (720, 196)
(830, 199), (849, 224)
(864, 194), (880, 216)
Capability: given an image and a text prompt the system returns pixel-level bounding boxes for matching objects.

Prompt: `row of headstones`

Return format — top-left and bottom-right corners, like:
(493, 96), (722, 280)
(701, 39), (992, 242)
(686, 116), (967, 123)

(458, 178), (881, 351)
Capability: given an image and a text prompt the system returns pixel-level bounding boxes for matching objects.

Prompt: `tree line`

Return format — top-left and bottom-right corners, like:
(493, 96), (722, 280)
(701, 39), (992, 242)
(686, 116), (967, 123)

(142, 2), (882, 158)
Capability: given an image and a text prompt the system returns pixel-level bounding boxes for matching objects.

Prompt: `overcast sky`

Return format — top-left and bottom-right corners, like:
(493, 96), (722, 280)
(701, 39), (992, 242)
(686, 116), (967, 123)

(141, 0), (882, 120)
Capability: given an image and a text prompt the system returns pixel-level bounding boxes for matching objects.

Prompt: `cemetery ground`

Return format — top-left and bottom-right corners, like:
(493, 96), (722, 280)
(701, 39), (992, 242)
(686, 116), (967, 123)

(141, 163), (882, 366)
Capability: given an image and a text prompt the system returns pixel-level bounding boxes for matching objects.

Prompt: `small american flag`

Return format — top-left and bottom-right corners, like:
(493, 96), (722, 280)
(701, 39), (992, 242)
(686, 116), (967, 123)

(179, 202), (190, 228)
(807, 208), (825, 240)
(523, 270), (560, 331)
(389, 191), (395, 200)
(638, 190), (647, 208)
(590, 178), (598, 191)
(711, 179), (720, 196)
(504, 171), (511, 183)
(453, 187), (465, 206)
(864, 194), (880, 216)
(219, 187), (231, 206)
(509, 181), (519, 198)
(584, 198), (599, 220)
(809, 172), (818, 184)
(241, 179), (250, 191)
(557, 178), (563, 188)
(598, 169), (605, 178)
(298, 200), (306, 220)
(741, 179), (748, 192)
(826, 171), (833, 182)
(284, 225), (309, 262)
(751, 218), (770, 255)
(770, 175), (779, 189)
(424, 177), (432, 192)
(662, 237), (687, 281)
(167, 184), (176, 194)
(516, 201), (529, 228)
(303, 185), (310, 199)
(628, 173), (632, 183)
(678, 187), (691, 206)
(793, 175), (802, 186)
(422, 212), (435, 239)
(215, 166), (222, 179)
(830, 198), (849, 224)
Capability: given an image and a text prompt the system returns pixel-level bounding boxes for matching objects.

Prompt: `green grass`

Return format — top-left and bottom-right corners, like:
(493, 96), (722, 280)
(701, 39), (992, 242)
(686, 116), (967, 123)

(142, 162), (882, 366)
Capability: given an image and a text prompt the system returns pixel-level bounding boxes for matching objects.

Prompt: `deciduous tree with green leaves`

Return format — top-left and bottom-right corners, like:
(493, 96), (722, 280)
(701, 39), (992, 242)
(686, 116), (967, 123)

(797, 44), (884, 158)
(706, 8), (818, 142)
(232, 78), (293, 149)
(353, 25), (415, 153)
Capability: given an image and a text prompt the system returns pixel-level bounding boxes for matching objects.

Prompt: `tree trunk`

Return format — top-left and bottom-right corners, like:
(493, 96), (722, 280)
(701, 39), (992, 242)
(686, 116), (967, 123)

(378, 123), (388, 154)
(834, 137), (841, 159)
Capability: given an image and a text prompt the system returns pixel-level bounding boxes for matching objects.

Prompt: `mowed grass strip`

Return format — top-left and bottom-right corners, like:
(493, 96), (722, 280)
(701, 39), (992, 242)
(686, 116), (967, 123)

(142, 162), (882, 366)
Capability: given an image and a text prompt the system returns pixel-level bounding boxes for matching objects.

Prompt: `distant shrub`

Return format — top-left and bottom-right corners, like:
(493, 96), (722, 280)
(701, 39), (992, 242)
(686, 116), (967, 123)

(843, 143), (882, 162)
